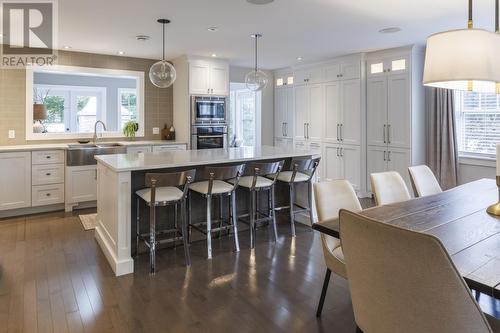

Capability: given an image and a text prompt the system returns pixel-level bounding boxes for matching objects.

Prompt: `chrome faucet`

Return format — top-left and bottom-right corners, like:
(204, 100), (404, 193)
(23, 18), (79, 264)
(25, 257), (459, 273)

(93, 120), (107, 144)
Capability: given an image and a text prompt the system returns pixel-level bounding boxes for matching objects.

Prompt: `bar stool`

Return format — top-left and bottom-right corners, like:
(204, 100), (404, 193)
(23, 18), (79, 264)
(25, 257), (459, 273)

(135, 169), (195, 274)
(188, 164), (245, 259)
(229, 160), (284, 248)
(272, 157), (320, 236)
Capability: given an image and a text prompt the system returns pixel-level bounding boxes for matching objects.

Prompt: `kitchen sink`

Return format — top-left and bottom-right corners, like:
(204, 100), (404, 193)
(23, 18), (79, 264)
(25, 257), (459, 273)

(66, 143), (126, 166)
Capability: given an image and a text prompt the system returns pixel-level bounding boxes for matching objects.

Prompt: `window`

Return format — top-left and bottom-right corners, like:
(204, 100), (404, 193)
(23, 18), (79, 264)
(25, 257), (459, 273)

(118, 88), (138, 129)
(35, 85), (106, 133)
(228, 83), (261, 147)
(455, 91), (500, 156)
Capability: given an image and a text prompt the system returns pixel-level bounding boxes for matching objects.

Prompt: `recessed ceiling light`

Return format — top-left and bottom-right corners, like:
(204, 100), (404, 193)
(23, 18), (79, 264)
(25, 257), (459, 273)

(379, 27), (401, 34)
(207, 27), (218, 32)
(136, 35), (150, 41)
(63, 45), (71, 49)
(247, 0), (274, 4)
(211, 53), (217, 57)
(118, 51), (125, 55)
(297, 56), (303, 61)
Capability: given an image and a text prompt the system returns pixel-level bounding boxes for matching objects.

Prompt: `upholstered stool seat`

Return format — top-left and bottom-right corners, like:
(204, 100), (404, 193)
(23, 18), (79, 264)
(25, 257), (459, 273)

(228, 175), (274, 189)
(136, 186), (184, 203)
(189, 180), (234, 195)
(275, 171), (310, 183)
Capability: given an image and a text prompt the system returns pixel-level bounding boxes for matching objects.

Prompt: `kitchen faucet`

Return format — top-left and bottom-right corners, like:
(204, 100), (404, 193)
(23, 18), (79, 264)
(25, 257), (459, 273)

(93, 120), (107, 144)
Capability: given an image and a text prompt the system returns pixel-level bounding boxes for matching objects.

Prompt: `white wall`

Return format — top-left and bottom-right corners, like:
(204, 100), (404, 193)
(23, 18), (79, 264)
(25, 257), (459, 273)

(229, 66), (274, 145)
(458, 159), (495, 184)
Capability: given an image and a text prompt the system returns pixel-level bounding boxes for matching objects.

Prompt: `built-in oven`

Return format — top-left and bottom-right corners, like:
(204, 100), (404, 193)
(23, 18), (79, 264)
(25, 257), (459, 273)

(191, 125), (228, 150)
(191, 95), (227, 124)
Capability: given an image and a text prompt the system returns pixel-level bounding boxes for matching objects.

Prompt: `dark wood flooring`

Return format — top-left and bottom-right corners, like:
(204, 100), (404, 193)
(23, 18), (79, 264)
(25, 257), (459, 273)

(0, 209), (356, 333)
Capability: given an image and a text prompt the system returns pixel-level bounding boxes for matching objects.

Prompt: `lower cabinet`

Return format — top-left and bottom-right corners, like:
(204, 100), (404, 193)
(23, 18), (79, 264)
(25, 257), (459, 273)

(126, 146), (152, 154)
(367, 145), (411, 192)
(0, 152), (32, 211)
(152, 144), (187, 152)
(65, 165), (97, 205)
(32, 183), (64, 207)
(323, 144), (361, 190)
(274, 137), (293, 150)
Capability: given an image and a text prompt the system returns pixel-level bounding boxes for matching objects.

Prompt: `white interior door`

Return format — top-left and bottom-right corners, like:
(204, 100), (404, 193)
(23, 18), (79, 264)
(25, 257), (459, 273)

(308, 84), (324, 141)
(294, 85), (308, 140)
(341, 145), (361, 190)
(324, 81), (341, 143)
(367, 77), (388, 147)
(367, 146), (388, 192)
(387, 73), (411, 149)
(341, 79), (361, 145)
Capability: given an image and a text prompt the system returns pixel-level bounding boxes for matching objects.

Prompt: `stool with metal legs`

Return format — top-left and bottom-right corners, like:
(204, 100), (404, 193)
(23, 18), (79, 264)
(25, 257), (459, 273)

(188, 164), (245, 259)
(229, 160), (284, 248)
(272, 157), (320, 236)
(135, 169), (195, 274)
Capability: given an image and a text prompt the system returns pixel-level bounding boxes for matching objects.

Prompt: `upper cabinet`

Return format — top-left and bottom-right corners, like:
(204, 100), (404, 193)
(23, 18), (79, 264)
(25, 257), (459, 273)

(324, 59), (361, 81)
(295, 67), (324, 85)
(367, 54), (409, 78)
(189, 59), (229, 96)
(275, 72), (294, 88)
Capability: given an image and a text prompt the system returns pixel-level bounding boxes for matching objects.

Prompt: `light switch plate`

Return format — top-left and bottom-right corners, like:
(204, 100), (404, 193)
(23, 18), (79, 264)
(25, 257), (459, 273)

(8, 130), (15, 139)
(153, 127), (160, 135)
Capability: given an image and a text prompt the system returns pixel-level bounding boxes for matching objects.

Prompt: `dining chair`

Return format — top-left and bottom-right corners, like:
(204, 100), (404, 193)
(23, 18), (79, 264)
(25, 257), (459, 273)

(370, 171), (411, 205)
(339, 209), (495, 333)
(135, 169), (196, 273)
(408, 165), (443, 197)
(313, 179), (362, 317)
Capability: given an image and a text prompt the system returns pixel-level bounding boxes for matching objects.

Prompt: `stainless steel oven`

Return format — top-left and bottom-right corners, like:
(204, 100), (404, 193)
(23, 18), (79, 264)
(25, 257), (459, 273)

(191, 95), (227, 124)
(191, 125), (228, 150)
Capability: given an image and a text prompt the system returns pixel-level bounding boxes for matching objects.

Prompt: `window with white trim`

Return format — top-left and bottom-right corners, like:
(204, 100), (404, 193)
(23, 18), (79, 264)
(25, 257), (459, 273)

(118, 88), (138, 130)
(455, 91), (500, 157)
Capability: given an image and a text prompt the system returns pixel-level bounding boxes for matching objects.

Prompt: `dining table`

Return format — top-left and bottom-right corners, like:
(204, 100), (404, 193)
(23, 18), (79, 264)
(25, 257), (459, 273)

(312, 178), (500, 300)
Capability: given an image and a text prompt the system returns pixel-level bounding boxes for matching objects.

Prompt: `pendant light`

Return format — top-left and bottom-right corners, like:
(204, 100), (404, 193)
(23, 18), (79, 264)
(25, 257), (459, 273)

(423, 0), (500, 93)
(149, 19), (176, 88)
(245, 34), (268, 92)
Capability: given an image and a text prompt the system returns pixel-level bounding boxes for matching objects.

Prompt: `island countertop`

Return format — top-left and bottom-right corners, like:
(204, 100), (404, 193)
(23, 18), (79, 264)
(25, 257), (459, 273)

(95, 145), (320, 172)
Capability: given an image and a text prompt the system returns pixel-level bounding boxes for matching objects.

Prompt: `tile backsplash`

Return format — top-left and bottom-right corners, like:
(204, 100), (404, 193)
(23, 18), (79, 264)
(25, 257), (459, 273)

(0, 49), (173, 145)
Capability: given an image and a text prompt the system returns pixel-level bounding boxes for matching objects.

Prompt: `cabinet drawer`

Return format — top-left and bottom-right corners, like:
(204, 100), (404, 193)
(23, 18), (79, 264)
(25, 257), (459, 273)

(152, 144), (186, 152)
(32, 163), (64, 185)
(126, 146), (152, 154)
(32, 183), (64, 207)
(32, 150), (64, 165)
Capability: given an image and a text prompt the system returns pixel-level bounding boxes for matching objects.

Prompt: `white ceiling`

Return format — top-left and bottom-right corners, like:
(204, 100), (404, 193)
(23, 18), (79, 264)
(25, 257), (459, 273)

(58, 0), (498, 69)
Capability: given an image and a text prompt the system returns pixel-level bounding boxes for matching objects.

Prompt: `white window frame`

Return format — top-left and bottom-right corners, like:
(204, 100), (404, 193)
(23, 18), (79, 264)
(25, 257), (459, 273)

(117, 88), (138, 130)
(26, 65), (145, 141)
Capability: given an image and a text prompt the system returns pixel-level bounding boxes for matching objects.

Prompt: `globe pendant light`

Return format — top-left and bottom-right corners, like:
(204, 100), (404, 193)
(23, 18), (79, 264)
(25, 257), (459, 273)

(423, 0), (500, 93)
(149, 19), (176, 88)
(245, 34), (268, 92)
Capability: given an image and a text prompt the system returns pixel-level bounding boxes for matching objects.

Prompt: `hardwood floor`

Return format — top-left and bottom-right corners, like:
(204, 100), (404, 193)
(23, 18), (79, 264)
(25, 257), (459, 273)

(0, 209), (357, 333)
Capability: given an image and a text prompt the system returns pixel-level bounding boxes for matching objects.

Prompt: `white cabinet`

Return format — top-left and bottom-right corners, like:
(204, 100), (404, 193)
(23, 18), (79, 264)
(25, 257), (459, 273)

(32, 183), (64, 207)
(32, 150), (64, 165)
(274, 86), (294, 138)
(367, 77), (388, 147)
(152, 144), (187, 152)
(294, 84), (324, 141)
(274, 137), (293, 150)
(295, 67), (324, 85)
(189, 60), (229, 96)
(0, 152), (31, 211)
(323, 144), (361, 190)
(65, 165), (97, 204)
(127, 146), (152, 154)
(32, 163), (64, 185)
(31, 150), (65, 208)
(367, 55), (409, 78)
(324, 59), (361, 81)
(367, 146), (411, 192)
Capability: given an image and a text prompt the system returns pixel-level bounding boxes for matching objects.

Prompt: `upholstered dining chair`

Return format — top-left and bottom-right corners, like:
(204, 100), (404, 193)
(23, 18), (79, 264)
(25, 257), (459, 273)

(370, 171), (411, 205)
(313, 180), (362, 317)
(339, 209), (496, 333)
(408, 165), (443, 197)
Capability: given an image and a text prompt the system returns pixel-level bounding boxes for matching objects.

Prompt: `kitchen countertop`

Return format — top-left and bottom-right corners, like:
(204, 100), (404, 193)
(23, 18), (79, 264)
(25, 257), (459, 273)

(0, 140), (187, 153)
(95, 145), (320, 172)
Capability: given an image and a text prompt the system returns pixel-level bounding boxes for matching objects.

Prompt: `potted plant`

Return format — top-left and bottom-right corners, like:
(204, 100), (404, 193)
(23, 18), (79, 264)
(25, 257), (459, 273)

(33, 89), (49, 133)
(123, 121), (138, 140)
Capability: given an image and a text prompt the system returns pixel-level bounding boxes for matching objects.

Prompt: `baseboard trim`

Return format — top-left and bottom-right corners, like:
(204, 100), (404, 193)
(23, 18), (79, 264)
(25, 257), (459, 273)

(95, 222), (134, 276)
(0, 203), (64, 219)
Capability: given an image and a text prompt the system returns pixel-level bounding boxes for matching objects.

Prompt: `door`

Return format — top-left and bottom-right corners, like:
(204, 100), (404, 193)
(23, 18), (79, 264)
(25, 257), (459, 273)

(294, 85), (308, 140)
(274, 88), (285, 138)
(340, 79), (361, 145)
(0, 152), (31, 211)
(189, 62), (210, 95)
(324, 81), (341, 143)
(324, 63), (340, 82)
(340, 145), (361, 190)
(367, 77), (388, 146)
(284, 87), (294, 138)
(308, 84), (324, 141)
(387, 148), (412, 193)
(323, 144), (342, 181)
(210, 63), (229, 95)
(66, 166), (97, 203)
(367, 146), (388, 192)
(387, 73), (411, 148)
(340, 60), (360, 80)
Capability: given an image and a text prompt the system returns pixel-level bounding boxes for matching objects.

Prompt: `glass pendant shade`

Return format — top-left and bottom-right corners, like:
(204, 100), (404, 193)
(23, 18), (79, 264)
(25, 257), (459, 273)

(245, 69), (268, 91)
(423, 29), (500, 93)
(149, 60), (176, 88)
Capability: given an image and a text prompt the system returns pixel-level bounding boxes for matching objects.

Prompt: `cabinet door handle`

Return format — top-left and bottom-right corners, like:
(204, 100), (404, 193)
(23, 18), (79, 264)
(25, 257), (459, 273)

(340, 148), (343, 156)
(304, 123), (307, 139)
(388, 151), (391, 161)
(46, 156), (51, 159)
(337, 124), (340, 141)
(336, 147), (339, 157)
(387, 124), (391, 144)
(307, 123), (310, 139)
(46, 193), (51, 197)
(340, 124), (343, 141)
(282, 123), (285, 137)
(383, 150), (386, 161)
(46, 173), (51, 176)
(285, 123), (288, 137)
(383, 124), (387, 143)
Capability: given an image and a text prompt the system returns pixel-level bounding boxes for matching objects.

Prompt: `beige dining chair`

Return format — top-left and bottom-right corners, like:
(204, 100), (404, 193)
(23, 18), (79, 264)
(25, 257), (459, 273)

(370, 171), (411, 205)
(339, 209), (495, 333)
(313, 180), (362, 317)
(408, 165), (443, 197)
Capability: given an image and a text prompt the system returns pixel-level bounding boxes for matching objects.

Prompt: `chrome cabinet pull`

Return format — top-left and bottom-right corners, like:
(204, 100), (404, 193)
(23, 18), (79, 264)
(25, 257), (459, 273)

(387, 124), (391, 144)
(336, 147), (339, 157)
(282, 123), (285, 137)
(340, 148), (344, 156)
(383, 150), (386, 161)
(340, 124), (343, 141)
(383, 124), (387, 143)
(337, 124), (340, 141)
(388, 151), (391, 161)
(46, 173), (51, 176)
(285, 123), (288, 137)
(304, 123), (307, 139)
(307, 123), (310, 139)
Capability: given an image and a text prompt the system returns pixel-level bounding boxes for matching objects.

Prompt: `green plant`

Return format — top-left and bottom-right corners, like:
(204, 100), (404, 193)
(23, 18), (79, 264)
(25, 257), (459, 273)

(123, 121), (137, 138)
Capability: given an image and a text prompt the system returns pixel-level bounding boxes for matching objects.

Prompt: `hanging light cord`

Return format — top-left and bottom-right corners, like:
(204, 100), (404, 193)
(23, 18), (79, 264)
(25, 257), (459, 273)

(254, 35), (258, 73)
(162, 22), (166, 61)
(468, 0), (473, 28)
(496, 0), (499, 33)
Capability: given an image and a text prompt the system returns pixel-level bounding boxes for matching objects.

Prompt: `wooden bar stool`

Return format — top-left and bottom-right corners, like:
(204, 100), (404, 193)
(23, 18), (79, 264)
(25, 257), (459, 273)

(229, 160), (284, 248)
(272, 157), (320, 236)
(188, 164), (245, 259)
(135, 169), (195, 274)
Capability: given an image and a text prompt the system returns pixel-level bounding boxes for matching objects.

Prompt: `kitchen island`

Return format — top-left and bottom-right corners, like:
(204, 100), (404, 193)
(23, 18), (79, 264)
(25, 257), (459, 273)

(95, 145), (319, 276)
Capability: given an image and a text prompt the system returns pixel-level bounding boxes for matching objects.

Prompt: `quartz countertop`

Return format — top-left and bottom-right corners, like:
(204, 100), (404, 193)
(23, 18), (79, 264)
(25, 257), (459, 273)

(0, 140), (187, 153)
(95, 145), (320, 172)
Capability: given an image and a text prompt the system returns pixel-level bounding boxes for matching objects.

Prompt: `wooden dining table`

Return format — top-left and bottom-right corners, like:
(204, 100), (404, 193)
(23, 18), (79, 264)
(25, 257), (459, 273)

(312, 178), (500, 300)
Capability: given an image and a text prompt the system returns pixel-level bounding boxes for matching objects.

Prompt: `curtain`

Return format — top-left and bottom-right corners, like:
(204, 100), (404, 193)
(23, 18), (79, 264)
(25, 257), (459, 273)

(427, 88), (459, 190)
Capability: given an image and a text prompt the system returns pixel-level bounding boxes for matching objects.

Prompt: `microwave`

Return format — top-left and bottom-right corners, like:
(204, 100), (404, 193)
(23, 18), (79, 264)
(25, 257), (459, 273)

(191, 95), (227, 124)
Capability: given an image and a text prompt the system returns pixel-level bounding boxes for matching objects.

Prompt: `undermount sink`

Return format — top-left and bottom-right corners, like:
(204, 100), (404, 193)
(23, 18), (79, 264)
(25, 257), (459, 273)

(66, 142), (126, 166)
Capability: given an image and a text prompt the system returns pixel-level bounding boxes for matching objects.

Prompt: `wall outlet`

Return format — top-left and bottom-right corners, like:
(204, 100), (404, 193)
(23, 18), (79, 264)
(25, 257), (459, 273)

(8, 130), (15, 139)
(152, 127), (160, 135)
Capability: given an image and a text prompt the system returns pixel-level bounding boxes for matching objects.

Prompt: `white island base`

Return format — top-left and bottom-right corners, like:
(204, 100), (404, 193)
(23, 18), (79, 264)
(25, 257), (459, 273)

(94, 146), (319, 276)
